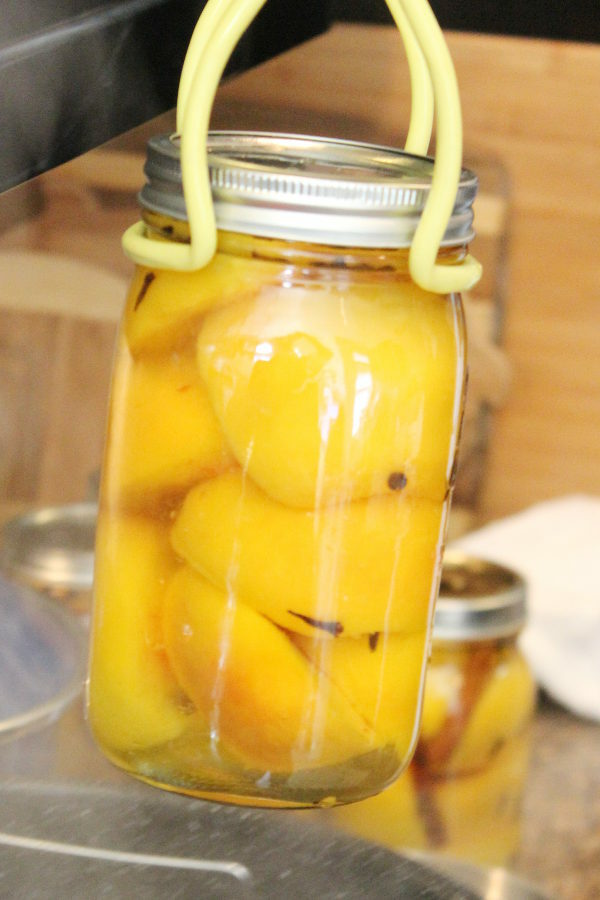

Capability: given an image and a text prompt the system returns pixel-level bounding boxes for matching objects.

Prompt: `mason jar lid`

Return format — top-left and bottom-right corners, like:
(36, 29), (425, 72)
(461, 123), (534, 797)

(0, 503), (96, 593)
(139, 132), (478, 249)
(434, 551), (527, 641)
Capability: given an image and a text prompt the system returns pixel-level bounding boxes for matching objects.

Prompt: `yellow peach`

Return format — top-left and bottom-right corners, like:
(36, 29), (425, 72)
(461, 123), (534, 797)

(323, 768), (427, 851)
(161, 567), (377, 771)
(124, 254), (283, 355)
(103, 344), (234, 506)
(170, 471), (443, 637)
(88, 514), (189, 751)
(324, 734), (531, 865)
(419, 658), (464, 741)
(292, 630), (427, 749)
(447, 649), (536, 773)
(433, 733), (532, 864)
(197, 283), (463, 507)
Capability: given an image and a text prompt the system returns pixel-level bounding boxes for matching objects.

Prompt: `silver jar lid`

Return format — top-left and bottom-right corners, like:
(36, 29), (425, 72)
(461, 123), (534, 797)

(139, 132), (478, 249)
(0, 503), (96, 594)
(434, 551), (527, 641)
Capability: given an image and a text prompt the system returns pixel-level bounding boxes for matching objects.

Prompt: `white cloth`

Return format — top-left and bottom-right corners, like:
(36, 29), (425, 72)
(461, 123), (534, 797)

(451, 495), (600, 721)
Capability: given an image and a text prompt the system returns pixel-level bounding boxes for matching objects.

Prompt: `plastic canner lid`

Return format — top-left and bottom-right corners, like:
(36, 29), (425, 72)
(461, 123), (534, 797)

(434, 550), (527, 641)
(0, 572), (85, 740)
(138, 131), (478, 249)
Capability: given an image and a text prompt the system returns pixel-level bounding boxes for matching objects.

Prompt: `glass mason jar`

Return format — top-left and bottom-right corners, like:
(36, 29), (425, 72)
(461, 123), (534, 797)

(328, 551), (537, 861)
(87, 133), (476, 808)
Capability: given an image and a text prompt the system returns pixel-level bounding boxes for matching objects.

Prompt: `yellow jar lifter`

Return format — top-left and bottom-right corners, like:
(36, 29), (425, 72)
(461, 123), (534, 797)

(122, 0), (482, 295)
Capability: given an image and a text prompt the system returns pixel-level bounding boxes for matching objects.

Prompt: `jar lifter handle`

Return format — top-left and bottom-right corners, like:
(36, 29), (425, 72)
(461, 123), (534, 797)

(123, 0), (481, 293)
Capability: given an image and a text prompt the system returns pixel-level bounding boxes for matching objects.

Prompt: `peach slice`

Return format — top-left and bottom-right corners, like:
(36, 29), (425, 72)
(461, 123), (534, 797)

(325, 735), (531, 864)
(161, 567), (377, 772)
(419, 658), (464, 741)
(325, 767), (427, 850)
(197, 283), (463, 507)
(103, 344), (234, 507)
(124, 253), (283, 355)
(432, 734), (532, 864)
(170, 470), (443, 637)
(447, 650), (536, 774)
(292, 630), (427, 749)
(88, 514), (189, 751)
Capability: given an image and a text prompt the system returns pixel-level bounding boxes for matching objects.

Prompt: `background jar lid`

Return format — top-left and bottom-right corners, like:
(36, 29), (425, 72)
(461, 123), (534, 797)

(139, 132), (478, 249)
(0, 503), (96, 617)
(434, 550), (527, 641)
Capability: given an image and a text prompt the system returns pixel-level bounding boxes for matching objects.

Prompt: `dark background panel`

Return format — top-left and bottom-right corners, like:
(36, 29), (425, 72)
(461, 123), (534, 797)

(0, 0), (328, 192)
(329, 0), (600, 44)
(1, 0), (597, 193)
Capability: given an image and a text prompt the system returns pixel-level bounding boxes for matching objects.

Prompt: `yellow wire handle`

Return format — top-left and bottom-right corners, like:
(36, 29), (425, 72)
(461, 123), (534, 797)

(123, 0), (265, 271)
(391, 1), (434, 156)
(123, 0), (481, 293)
(395, 0), (482, 291)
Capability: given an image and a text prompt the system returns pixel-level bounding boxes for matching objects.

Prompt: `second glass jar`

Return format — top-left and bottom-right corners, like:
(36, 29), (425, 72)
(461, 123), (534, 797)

(326, 552), (537, 861)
